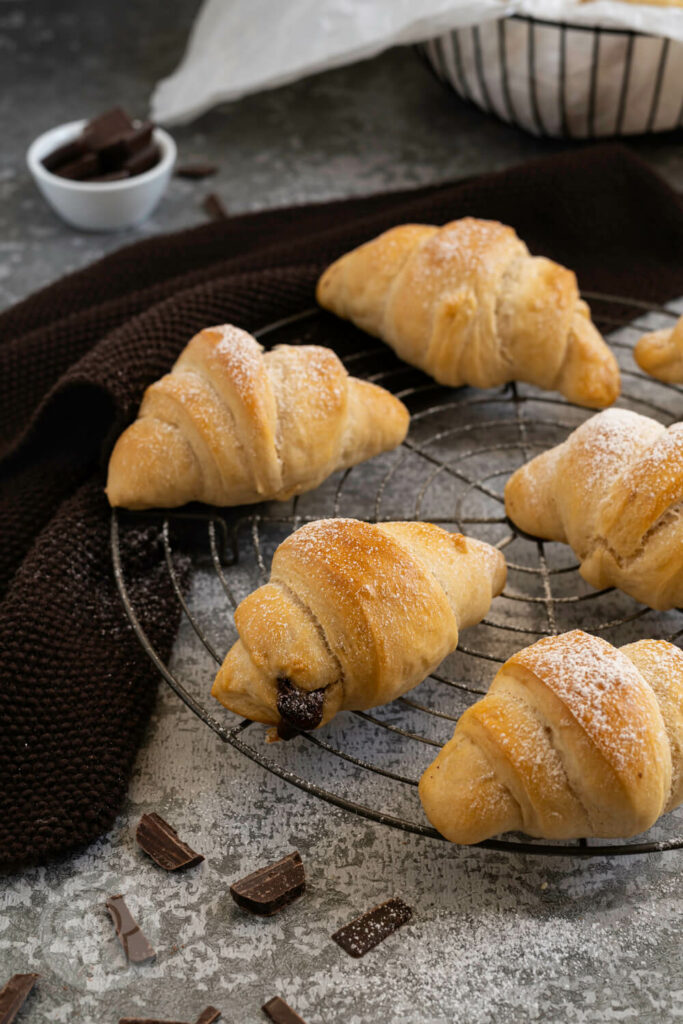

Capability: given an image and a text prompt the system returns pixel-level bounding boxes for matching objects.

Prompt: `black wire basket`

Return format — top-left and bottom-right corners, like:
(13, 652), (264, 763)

(112, 294), (683, 857)
(418, 15), (683, 138)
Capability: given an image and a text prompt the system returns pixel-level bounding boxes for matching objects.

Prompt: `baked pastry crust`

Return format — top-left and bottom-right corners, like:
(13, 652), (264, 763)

(419, 631), (683, 843)
(317, 218), (620, 409)
(211, 518), (506, 728)
(504, 408), (683, 610)
(106, 325), (409, 509)
(635, 314), (683, 383)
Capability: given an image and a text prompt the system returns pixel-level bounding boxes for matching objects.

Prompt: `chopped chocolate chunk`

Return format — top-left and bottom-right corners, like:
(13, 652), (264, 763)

(202, 192), (230, 221)
(99, 122), (154, 167)
(230, 851), (305, 916)
(262, 997), (308, 1024)
(123, 142), (161, 176)
(276, 719), (299, 741)
(176, 161), (218, 179)
(332, 897), (412, 958)
(42, 107), (160, 182)
(55, 152), (100, 180)
(42, 137), (87, 171)
(106, 895), (156, 964)
(276, 677), (324, 731)
(195, 1009), (221, 1024)
(0, 973), (39, 1024)
(119, 1018), (187, 1024)
(136, 812), (204, 871)
(90, 170), (131, 182)
(84, 106), (134, 150)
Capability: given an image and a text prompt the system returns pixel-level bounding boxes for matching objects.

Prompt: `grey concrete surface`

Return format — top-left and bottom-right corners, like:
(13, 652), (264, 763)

(2, 1), (683, 1022)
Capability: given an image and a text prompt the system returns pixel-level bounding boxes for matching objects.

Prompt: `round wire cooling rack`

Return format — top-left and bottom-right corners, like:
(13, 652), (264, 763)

(112, 295), (683, 857)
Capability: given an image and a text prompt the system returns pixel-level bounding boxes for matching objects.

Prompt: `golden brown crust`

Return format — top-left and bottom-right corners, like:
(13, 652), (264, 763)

(419, 631), (681, 844)
(211, 518), (506, 728)
(504, 409), (683, 610)
(634, 316), (683, 384)
(105, 325), (409, 509)
(317, 218), (620, 408)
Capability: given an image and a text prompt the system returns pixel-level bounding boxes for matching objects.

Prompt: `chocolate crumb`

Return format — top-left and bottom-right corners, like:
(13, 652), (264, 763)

(0, 973), (40, 1024)
(136, 812), (204, 871)
(195, 1009), (221, 1024)
(230, 851), (305, 915)
(176, 161), (218, 179)
(202, 193), (230, 221)
(262, 996), (308, 1024)
(106, 895), (156, 964)
(332, 896), (412, 958)
(276, 677), (324, 731)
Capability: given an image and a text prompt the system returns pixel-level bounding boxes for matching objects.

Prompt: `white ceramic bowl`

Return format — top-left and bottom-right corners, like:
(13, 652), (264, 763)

(27, 119), (176, 231)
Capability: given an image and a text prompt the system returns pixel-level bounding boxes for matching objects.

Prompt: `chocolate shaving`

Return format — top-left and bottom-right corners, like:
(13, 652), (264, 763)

(0, 974), (39, 1024)
(262, 997), (308, 1024)
(202, 193), (230, 221)
(106, 895), (156, 964)
(136, 812), (204, 871)
(332, 896), (412, 958)
(176, 161), (218, 179)
(276, 677), (324, 731)
(230, 851), (305, 915)
(195, 1009), (221, 1024)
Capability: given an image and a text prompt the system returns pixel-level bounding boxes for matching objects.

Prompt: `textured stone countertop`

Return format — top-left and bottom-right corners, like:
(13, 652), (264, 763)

(2, 2), (683, 1022)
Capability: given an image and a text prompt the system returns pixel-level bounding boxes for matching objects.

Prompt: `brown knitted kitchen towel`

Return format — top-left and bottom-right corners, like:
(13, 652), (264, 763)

(1, 144), (682, 872)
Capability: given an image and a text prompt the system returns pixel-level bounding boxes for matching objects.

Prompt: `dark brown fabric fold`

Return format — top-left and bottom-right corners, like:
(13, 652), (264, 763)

(1, 143), (682, 871)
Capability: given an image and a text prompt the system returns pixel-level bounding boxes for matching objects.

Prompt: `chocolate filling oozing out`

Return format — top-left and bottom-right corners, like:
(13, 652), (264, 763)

(276, 676), (325, 731)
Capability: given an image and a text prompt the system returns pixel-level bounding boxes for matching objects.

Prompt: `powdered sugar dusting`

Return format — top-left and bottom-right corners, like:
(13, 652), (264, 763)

(206, 323), (264, 391)
(518, 631), (662, 773)
(572, 408), (661, 490)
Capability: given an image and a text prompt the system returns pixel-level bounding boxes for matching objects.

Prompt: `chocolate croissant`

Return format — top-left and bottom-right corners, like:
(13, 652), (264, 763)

(317, 218), (620, 409)
(106, 324), (409, 510)
(212, 518), (506, 730)
(420, 631), (683, 844)
(635, 313), (683, 384)
(504, 408), (683, 610)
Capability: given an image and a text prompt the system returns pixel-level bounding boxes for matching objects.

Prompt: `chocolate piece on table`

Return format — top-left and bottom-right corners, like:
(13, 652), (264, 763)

(136, 812), (204, 871)
(176, 161), (218, 179)
(262, 997), (308, 1024)
(0, 973), (39, 1024)
(332, 896), (412, 958)
(84, 106), (134, 150)
(123, 143), (161, 177)
(42, 137), (87, 171)
(55, 152), (100, 180)
(230, 851), (305, 916)
(118, 1018), (188, 1024)
(202, 192), (230, 221)
(276, 677), (324, 731)
(195, 1009), (221, 1024)
(106, 895), (156, 964)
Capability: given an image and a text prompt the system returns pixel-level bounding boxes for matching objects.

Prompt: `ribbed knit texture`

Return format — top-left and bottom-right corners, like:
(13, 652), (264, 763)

(1, 145), (682, 871)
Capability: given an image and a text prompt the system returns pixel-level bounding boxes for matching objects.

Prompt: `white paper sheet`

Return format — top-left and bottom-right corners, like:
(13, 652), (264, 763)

(151, 0), (683, 125)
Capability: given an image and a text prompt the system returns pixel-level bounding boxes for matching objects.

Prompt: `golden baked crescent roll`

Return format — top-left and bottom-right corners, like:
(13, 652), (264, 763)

(212, 518), (506, 729)
(419, 631), (683, 843)
(317, 218), (620, 409)
(106, 324), (409, 510)
(635, 314), (683, 383)
(504, 408), (683, 611)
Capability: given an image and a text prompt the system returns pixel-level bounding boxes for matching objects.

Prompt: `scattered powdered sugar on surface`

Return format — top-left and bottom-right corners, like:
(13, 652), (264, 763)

(520, 632), (663, 773)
